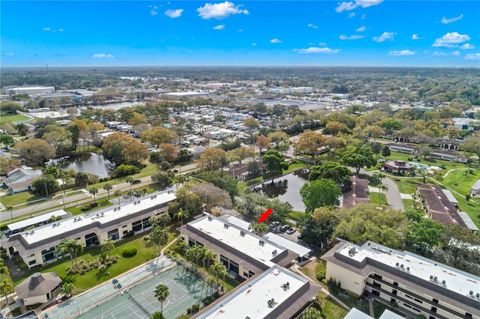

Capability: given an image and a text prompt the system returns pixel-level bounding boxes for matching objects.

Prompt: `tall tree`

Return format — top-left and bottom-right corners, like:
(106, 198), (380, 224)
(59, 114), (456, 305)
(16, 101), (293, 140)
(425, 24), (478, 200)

(142, 127), (177, 148)
(154, 284), (170, 314)
(59, 239), (83, 265)
(262, 150), (288, 178)
(295, 130), (326, 158)
(198, 148), (227, 171)
(300, 179), (341, 212)
(149, 225), (168, 256)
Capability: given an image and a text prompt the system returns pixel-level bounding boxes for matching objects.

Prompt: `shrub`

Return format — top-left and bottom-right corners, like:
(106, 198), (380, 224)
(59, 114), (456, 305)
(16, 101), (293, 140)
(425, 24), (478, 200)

(115, 164), (140, 177)
(80, 202), (98, 211)
(122, 246), (137, 257)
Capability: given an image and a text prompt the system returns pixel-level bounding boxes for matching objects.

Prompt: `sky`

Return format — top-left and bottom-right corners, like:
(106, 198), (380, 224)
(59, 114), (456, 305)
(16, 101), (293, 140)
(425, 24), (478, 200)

(1, 0), (480, 67)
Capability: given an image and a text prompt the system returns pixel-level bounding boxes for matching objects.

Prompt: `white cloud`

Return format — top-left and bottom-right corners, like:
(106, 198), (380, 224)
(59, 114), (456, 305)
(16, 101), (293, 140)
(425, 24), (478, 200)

(348, 12), (356, 18)
(213, 24), (225, 30)
(433, 32), (470, 48)
(294, 47), (339, 54)
(452, 51), (460, 56)
(461, 43), (475, 50)
(441, 14), (463, 24)
(339, 34), (364, 40)
(42, 27), (52, 32)
(465, 53), (480, 60)
(307, 23), (318, 29)
(373, 32), (396, 43)
(270, 38), (282, 44)
(238, 29), (244, 33)
(165, 9), (184, 18)
(388, 50), (416, 56)
(197, 1), (248, 19)
(149, 5), (158, 16)
(336, 0), (383, 12)
(58, 28), (64, 32)
(252, 43), (257, 47)
(92, 53), (114, 59)
(0, 51), (15, 57)
(433, 50), (461, 57)
(411, 34), (421, 40)
(356, 25), (367, 32)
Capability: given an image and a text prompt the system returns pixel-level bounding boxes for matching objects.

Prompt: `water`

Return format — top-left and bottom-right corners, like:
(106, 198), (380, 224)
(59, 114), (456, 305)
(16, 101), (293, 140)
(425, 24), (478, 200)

(261, 172), (308, 211)
(88, 101), (145, 110)
(64, 153), (113, 178)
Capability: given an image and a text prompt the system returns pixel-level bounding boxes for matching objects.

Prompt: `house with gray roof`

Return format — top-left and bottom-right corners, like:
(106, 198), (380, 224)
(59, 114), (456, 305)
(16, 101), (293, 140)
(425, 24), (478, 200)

(15, 272), (61, 306)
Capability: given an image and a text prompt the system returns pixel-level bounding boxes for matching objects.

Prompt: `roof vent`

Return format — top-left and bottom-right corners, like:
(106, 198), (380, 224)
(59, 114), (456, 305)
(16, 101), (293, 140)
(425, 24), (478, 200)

(272, 250), (277, 256)
(434, 276), (438, 282)
(207, 216), (213, 221)
(469, 290), (474, 296)
(442, 280), (446, 286)
(430, 275), (434, 280)
(267, 298), (276, 308)
(240, 230), (245, 237)
(224, 223), (229, 229)
(396, 262), (400, 267)
(259, 240), (265, 246)
(476, 293), (480, 299)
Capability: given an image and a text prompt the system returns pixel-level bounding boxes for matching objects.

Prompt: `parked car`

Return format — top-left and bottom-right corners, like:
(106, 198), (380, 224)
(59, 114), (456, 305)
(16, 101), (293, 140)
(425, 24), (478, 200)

(286, 227), (296, 235)
(132, 179), (142, 185)
(280, 224), (289, 232)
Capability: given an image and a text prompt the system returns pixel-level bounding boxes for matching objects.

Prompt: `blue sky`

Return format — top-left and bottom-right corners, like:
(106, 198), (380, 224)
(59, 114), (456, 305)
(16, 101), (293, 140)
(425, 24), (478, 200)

(1, 0), (479, 67)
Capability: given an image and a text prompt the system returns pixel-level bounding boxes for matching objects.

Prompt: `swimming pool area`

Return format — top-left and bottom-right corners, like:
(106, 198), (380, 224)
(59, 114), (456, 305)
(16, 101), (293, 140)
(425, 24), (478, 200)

(42, 257), (213, 319)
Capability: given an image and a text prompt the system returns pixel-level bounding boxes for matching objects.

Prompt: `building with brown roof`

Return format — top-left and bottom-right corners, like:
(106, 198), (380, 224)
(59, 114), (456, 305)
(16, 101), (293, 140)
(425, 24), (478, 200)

(15, 272), (61, 306)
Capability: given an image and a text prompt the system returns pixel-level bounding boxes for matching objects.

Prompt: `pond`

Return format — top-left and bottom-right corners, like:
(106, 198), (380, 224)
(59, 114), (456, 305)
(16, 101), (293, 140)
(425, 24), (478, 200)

(261, 171), (308, 212)
(64, 153), (114, 178)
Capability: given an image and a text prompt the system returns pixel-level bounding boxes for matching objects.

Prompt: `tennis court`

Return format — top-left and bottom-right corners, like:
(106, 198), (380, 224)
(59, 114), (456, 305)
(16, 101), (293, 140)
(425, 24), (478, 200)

(42, 257), (213, 319)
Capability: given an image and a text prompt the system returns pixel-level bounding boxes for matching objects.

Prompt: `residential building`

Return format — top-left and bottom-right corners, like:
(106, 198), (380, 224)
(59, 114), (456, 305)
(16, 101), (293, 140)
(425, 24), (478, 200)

(417, 184), (467, 227)
(344, 308), (403, 319)
(322, 240), (480, 319)
(429, 150), (468, 163)
(342, 176), (369, 208)
(471, 179), (480, 197)
(3, 166), (42, 193)
(15, 272), (61, 306)
(6, 210), (69, 236)
(5, 192), (176, 268)
(387, 143), (416, 154)
(194, 265), (318, 319)
(383, 160), (414, 175)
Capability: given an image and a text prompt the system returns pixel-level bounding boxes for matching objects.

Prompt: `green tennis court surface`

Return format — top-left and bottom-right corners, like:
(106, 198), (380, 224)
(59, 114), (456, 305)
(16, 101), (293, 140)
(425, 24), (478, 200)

(78, 265), (212, 319)
(43, 257), (213, 319)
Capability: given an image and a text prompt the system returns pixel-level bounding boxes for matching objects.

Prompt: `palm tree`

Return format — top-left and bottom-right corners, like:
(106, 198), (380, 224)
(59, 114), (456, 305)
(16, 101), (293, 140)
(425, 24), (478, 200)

(149, 226), (168, 256)
(154, 284), (169, 313)
(89, 187), (98, 204)
(114, 190), (121, 206)
(176, 208), (185, 226)
(60, 282), (75, 298)
(251, 223), (269, 236)
(59, 239), (83, 265)
(209, 262), (228, 291)
(202, 248), (215, 269)
(6, 206), (13, 222)
(103, 183), (113, 199)
(101, 239), (115, 257)
(126, 177), (134, 192)
(59, 169), (75, 208)
(0, 280), (13, 304)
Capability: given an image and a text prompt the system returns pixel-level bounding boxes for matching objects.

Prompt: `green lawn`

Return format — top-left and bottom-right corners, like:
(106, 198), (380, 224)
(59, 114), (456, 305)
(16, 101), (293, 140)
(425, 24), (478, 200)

(316, 291), (349, 319)
(441, 169), (480, 196)
(12, 231), (177, 293)
(369, 192), (387, 204)
(237, 181), (248, 194)
(402, 199), (416, 211)
(65, 198), (113, 215)
(288, 210), (307, 222)
(0, 113), (29, 125)
(0, 192), (43, 207)
(393, 179), (418, 194)
(283, 162), (307, 174)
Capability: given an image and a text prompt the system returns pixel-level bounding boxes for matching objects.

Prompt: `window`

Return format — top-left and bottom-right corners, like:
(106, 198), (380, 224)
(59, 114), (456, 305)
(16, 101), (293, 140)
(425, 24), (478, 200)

(28, 260), (36, 266)
(465, 313), (472, 319)
(372, 290), (380, 297)
(414, 298), (423, 304)
(41, 247), (56, 262)
(392, 290), (397, 296)
(372, 274), (382, 280)
(393, 281), (398, 286)
(373, 281), (381, 288)
(431, 307), (437, 313)
(107, 228), (119, 241)
(432, 298), (438, 304)
(132, 220), (142, 232)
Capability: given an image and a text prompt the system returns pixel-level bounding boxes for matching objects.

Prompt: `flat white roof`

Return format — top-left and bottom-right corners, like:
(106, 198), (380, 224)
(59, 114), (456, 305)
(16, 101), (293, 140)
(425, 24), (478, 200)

(8, 210), (69, 232)
(189, 215), (285, 267)
(264, 232), (311, 258)
(344, 308), (373, 319)
(196, 266), (308, 319)
(220, 215), (251, 231)
(19, 192), (176, 245)
(338, 241), (480, 299)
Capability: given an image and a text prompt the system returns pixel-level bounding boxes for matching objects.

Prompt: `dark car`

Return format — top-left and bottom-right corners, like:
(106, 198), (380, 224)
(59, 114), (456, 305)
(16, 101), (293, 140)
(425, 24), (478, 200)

(286, 227), (296, 235)
(132, 179), (142, 185)
(280, 224), (289, 232)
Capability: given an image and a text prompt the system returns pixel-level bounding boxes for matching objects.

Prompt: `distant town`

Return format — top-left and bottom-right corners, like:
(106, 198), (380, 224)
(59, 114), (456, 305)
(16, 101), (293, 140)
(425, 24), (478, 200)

(0, 67), (479, 319)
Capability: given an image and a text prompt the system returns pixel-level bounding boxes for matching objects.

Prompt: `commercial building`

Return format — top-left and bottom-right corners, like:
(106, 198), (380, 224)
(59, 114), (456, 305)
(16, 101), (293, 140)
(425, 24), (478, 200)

(344, 308), (403, 319)
(3, 86), (55, 96)
(6, 192), (176, 268)
(322, 240), (480, 319)
(383, 160), (414, 175)
(6, 210), (69, 236)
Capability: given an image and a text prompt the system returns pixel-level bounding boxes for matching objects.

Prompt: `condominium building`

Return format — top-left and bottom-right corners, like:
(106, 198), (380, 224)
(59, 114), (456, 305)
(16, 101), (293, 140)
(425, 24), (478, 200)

(322, 240), (480, 319)
(181, 213), (320, 319)
(6, 192), (176, 268)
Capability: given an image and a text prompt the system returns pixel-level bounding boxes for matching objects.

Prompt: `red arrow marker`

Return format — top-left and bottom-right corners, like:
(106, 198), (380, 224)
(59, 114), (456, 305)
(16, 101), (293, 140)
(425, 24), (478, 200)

(258, 208), (273, 223)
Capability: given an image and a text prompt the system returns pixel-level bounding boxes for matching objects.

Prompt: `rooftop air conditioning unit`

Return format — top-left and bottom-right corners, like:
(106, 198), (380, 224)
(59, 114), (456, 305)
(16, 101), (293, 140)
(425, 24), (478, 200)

(259, 240), (264, 246)
(224, 224), (229, 229)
